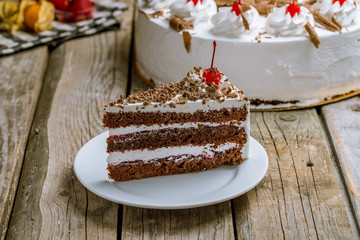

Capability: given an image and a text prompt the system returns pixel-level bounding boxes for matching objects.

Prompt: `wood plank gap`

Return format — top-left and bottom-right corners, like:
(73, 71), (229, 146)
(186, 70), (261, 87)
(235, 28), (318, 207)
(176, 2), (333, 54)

(317, 107), (360, 237)
(231, 200), (239, 240)
(0, 47), (48, 240)
(126, 0), (138, 96)
(6, 45), (65, 240)
(233, 110), (355, 239)
(117, 205), (123, 240)
(4, 50), (52, 240)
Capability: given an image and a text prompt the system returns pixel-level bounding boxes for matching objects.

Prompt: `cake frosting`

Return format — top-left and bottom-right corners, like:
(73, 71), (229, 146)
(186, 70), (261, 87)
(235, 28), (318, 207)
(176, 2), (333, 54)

(266, 6), (314, 36)
(134, 0), (360, 109)
(311, 0), (358, 27)
(211, 5), (260, 36)
(170, 0), (218, 23)
(144, 0), (177, 11)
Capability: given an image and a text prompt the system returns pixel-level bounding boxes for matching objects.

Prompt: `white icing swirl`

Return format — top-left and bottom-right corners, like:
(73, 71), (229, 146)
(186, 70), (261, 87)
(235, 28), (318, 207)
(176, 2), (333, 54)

(144, 0), (177, 11)
(311, 0), (358, 27)
(266, 6), (315, 36)
(211, 6), (260, 37)
(169, 0), (217, 23)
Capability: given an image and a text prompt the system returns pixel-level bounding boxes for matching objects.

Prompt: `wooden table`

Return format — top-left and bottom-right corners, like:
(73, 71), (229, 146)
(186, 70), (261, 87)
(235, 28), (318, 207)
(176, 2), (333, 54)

(1, 1), (360, 239)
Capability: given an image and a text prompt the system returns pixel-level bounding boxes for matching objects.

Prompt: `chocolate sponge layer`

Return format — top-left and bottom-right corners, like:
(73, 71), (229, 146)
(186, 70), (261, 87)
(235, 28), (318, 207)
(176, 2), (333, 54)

(107, 125), (247, 152)
(103, 106), (248, 128)
(107, 147), (245, 181)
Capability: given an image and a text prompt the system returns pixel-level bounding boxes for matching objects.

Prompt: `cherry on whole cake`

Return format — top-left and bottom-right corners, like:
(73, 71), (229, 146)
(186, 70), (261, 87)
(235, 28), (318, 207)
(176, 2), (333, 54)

(187, 0), (203, 6)
(332, 0), (347, 6)
(231, 0), (242, 16)
(286, 0), (301, 17)
(203, 41), (222, 86)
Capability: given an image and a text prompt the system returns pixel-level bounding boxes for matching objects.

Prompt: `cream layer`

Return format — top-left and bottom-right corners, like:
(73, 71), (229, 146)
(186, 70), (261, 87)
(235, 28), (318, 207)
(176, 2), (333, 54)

(108, 120), (246, 135)
(107, 142), (249, 164)
(106, 98), (249, 114)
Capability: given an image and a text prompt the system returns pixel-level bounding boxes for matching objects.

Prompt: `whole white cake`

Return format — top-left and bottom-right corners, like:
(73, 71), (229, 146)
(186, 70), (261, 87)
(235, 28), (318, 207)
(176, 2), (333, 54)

(134, 0), (360, 109)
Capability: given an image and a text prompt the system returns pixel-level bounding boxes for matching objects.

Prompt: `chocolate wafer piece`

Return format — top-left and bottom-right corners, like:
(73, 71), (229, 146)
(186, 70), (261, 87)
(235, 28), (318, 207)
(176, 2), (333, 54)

(253, 2), (273, 16)
(182, 31), (192, 53)
(169, 15), (194, 32)
(331, 16), (342, 30)
(241, 13), (250, 30)
(311, 11), (341, 32)
(305, 22), (321, 48)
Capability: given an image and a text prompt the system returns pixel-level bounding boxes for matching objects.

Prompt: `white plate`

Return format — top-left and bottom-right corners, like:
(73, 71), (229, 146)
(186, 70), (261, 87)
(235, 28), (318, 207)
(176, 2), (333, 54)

(74, 131), (269, 209)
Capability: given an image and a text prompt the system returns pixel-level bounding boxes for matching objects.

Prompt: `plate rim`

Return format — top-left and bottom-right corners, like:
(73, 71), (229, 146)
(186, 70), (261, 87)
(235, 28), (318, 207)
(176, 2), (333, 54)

(74, 131), (269, 209)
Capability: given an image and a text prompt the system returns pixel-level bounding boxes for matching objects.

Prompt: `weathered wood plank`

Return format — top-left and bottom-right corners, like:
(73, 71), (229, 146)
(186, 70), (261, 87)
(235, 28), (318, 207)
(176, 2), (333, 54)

(7, 0), (134, 237)
(321, 96), (360, 232)
(233, 110), (355, 239)
(122, 203), (234, 240)
(0, 47), (48, 240)
(120, 72), (235, 240)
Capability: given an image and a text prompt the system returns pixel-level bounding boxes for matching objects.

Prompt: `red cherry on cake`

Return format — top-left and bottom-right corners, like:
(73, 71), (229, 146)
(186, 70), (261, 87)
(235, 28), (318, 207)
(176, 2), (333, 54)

(286, 0), (301, 17)
(203, 68), (222, 86)
(231, 0), (243, 16)
(48, 0), (70, 11)
(203, 41), (222, 86)
(187, 0), (204, 6)
(332, 0), (347, 6)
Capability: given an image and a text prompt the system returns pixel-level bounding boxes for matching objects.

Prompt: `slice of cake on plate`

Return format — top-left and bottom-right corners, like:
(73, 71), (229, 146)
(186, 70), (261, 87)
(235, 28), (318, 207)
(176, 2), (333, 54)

(103, 42), (250, 181)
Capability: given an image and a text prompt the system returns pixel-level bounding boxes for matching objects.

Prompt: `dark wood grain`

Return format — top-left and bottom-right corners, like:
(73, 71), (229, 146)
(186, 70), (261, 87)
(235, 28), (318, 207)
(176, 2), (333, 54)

(233, 110), (355, 239)
(0, 47), (48, 240)
(322, 96), (360, 234)
(7, 0), (134, 237)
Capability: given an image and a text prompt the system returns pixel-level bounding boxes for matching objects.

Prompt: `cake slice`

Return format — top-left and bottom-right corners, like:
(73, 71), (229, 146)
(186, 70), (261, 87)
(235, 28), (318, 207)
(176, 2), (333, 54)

(103, 67), (250, 181)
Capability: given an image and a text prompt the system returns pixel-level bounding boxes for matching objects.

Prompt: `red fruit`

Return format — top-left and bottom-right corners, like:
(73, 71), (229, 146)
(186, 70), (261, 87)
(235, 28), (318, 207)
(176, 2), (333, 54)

(203, 41), (221, 86)
(231, 1), (242, 16)
(332, 0), (347, 6)
(286, 1), (301, 17)
(67, 0), (94, 22)
(187, 0), (203, 6)
(203, 68), (222, 86)
(48, 0), (70, 11)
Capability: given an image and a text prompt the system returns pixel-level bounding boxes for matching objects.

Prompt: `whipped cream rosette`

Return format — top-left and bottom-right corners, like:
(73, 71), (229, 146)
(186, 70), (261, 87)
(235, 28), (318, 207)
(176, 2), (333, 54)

(170, 0), (217, 23)
(266, 5), (315, 36)
(144, 0), (177, 11)
(311, 0), (358, 27)
(211, 5), (260, 36)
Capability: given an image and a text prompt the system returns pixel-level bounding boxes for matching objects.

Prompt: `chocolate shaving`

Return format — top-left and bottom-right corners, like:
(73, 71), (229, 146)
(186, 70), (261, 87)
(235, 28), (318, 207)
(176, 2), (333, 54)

(331, 16), (342, 30)
(305, 22), (321, 48)
(241, 3), (251, 12)
(311, 11), (341, 32)
(241, 13), (250, 30)
(169, 15), (194, 32)
(140, 10), (164, 19)
(252, 3), (273, 16)
(147, 11), (163, 18)
(306, 0), (317, 5)
(182, 31), (192, 53)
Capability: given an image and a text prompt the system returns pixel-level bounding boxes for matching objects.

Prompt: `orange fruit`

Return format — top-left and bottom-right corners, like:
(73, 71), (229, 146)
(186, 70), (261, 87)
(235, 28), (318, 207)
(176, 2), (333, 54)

(24, 4), (41, 31)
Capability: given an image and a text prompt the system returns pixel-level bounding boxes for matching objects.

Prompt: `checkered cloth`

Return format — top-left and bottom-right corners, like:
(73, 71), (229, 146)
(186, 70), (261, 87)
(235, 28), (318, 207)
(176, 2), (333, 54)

(0, 0), (128, 56)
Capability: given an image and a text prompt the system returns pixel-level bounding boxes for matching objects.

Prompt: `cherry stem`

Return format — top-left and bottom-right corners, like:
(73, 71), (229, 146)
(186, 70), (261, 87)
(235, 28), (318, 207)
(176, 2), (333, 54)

(211, 41), (216, 69)
(293, 0), (295, 4)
